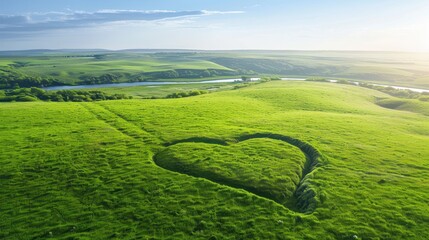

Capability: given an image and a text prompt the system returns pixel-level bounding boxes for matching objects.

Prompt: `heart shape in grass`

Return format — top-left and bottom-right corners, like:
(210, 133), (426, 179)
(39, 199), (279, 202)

(153, 134), (321, 212)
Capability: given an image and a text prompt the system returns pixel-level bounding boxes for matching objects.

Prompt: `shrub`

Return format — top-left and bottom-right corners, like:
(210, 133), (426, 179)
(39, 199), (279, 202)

(419, 96), (429, 102)
(166, 90), (208, 98)
(305, 77), (328, 82)
(17, 95), (38, 102)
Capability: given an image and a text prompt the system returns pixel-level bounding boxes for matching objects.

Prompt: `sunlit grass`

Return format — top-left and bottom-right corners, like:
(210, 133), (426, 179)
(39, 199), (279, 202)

(1, 81), (428, 239)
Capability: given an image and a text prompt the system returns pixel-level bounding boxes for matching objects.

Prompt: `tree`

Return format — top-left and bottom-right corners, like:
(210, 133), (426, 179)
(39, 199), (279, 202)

(241, 76), (250, 82)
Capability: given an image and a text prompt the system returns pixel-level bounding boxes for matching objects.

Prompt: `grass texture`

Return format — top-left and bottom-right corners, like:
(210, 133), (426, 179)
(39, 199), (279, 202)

(1, 81), (429, 239)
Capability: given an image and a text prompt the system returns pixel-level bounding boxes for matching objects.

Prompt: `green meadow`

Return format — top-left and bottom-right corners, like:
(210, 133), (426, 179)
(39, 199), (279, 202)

(89, 82), (236, 99)
(0, 52), (234, 86)
(2, 50), (429, 88)
(1, 81), (428, 239)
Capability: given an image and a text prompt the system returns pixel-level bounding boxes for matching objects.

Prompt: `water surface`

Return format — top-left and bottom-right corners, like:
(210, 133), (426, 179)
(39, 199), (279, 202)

(43, 77), (429, 93)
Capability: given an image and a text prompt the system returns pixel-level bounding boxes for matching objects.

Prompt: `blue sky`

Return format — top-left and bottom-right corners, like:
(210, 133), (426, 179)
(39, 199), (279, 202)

(0, 0), (428, 51)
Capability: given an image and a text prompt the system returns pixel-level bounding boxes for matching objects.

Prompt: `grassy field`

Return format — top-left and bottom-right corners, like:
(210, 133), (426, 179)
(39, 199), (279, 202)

(1, 81), (428, 239)
(201, 51), (429, 88)
(2, 50), (429, 88)
(88, 82), (237, 99)
(0, 52), (234, 85)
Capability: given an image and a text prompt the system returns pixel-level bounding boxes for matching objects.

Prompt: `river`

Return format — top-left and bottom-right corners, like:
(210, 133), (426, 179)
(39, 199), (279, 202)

(280, 78), (429, 93)
(43, 78), (260, 91)
(43, 77), (429, 93)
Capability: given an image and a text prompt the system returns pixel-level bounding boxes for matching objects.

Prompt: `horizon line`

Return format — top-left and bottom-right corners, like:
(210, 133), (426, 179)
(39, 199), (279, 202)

(1, 48), (428, 54)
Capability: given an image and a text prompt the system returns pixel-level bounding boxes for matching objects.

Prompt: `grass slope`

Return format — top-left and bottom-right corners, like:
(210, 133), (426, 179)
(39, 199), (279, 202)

(88, 82), (236, 99)
(194, 51), (429, 88)
(1, 81), (429, 239)
(375, 97), (429, 116)
(2, 50), (429, 88)
(0, 53), (234, 85)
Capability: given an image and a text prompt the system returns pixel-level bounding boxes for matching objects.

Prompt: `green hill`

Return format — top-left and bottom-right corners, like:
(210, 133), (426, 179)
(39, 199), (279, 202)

(2, 50), (429, 89)
(1, 81), (428, 239)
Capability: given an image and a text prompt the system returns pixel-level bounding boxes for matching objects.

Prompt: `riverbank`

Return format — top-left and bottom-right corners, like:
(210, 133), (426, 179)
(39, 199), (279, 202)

(44, 77), (429, 93)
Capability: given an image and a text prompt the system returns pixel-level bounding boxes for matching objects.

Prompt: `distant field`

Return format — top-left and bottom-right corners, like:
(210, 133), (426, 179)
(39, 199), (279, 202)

(1, 81), (428, 239)
(89, 82), (236, 99)
(1, 50), (429, 88)
(201, 51), (429, 88)
(0, 52), (234, 85)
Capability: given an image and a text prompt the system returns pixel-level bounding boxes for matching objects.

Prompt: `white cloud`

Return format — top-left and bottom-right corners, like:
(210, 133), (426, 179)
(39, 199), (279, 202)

(0, 9), (244, 37)
(201, 10), (245, 15)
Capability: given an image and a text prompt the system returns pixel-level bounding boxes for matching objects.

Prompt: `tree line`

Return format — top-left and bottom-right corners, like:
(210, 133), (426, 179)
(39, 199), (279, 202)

(0, 87), (132, 102)
(358, 82), (429, 101)
(1, 67), (238, 89)
(132, 69), (237, 81)
(165, 90), (208, 98)
(0, 68), (63, 89)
